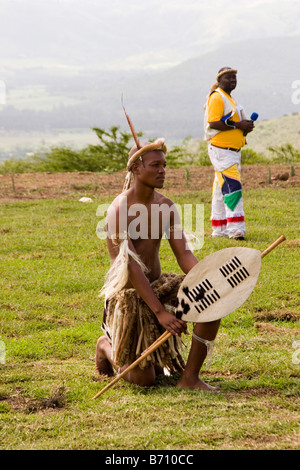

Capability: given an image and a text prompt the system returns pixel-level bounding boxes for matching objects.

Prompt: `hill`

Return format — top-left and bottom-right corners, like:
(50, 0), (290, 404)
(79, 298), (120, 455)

(115, 36), (300, 140)
(0, 35), (299, 146)
(247, 113), (300, 155)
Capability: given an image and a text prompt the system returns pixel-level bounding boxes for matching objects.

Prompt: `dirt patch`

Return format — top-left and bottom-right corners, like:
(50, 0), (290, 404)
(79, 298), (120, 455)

(287, 239), (300, 247)
(3, 385), (67, 414)
(254, 322), (300, 335)
(0, 164), (299, 202)
(254, 310), (300, 322)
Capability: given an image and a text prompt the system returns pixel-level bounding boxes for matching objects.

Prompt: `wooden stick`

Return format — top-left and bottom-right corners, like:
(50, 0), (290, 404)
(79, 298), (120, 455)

(261, 235), (285, 258)
(141, 330), (170, 356)
(92, 331), (172, 399)
(93, 235), (286, 399)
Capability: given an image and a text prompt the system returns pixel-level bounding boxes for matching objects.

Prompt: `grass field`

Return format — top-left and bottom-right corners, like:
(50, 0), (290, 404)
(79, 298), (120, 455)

(0, 185), (299, 450)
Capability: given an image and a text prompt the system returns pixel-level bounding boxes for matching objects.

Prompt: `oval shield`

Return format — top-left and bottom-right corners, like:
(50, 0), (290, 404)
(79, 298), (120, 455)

(176, 247), (262, 323)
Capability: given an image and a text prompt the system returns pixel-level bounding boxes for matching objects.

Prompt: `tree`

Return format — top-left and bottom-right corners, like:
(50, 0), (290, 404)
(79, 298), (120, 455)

(30, 126), (143, 173)
(87, 126), (141, 172)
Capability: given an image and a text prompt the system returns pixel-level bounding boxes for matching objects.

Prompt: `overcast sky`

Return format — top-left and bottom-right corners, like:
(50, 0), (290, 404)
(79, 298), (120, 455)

(1, 0), (300, 71)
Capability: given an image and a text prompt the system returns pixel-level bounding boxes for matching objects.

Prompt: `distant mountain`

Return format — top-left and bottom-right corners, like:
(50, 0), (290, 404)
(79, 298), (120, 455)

(0, 2), (299, 160)
(1, 35), (299, 142)
(116, 35), (300, 139)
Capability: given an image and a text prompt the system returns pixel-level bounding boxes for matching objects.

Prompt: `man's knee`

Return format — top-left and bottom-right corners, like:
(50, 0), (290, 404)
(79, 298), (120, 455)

(126, 365), (156, 387)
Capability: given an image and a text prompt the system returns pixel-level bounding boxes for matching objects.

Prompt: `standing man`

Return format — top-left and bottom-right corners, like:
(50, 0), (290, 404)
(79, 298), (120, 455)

(95, 137), (221, 392)
(204, 67), (255, 240)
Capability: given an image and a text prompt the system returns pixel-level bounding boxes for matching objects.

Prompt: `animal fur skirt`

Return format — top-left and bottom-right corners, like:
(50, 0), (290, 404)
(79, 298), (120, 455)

(101, 272), (186, 374)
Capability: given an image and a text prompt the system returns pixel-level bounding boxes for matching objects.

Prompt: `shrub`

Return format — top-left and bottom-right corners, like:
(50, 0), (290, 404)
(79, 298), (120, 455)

(0, 126), (140, 174)
(167, 137), (211, 168)
(1, 124), (298, 175)
(241, 148), (268, 164)
(268, 143), (300, 163)
(0, 157), (37, 175)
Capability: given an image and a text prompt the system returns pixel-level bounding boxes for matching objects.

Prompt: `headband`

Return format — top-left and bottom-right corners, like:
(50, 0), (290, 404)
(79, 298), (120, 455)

(127, 139), (167, 170)
(217, 68), (238, 81)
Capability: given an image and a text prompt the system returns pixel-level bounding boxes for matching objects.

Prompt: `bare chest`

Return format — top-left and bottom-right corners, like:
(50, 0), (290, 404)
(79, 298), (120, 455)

(125, 204), (171, 241)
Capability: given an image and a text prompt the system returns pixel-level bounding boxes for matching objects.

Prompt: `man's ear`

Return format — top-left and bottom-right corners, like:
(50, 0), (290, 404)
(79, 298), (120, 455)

(131, 161), (141, 175)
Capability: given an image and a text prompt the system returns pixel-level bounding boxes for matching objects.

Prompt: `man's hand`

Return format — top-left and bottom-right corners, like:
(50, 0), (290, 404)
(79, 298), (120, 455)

(235, 119), (255, 133)
(155, 309), (187, 336)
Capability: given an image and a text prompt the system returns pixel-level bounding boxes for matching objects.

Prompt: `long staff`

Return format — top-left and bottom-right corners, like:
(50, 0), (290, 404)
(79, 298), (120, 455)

(92, 235), (285, 399)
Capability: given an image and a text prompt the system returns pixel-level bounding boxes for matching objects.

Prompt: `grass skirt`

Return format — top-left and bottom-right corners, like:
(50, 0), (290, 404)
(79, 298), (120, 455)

(102, 273), (186, 374)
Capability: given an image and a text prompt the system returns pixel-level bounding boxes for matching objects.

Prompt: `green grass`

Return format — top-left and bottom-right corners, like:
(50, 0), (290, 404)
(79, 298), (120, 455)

(0, 187), (299, 450)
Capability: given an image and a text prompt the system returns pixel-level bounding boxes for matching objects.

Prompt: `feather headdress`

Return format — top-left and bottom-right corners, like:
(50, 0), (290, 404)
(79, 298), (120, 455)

(121, 96), (167, 191)
(121, 94), (141, 151)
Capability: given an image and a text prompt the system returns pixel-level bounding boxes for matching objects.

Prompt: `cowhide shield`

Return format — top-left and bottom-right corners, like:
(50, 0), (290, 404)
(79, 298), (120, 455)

(176, 247), (261, 323)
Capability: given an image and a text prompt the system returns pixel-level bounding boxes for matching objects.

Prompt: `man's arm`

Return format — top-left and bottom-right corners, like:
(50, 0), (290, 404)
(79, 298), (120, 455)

(209, 120), (254, 133)
(207, 92), (254, 134)
(127, 257), (187, 335)
(168, 229), (199, 274)
(165, 202), (199, 274)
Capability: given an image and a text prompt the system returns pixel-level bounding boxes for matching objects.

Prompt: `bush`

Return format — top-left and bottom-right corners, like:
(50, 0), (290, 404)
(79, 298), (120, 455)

(241, 148), (268, 164)
(0, 126), (140, 174)
(167, 137), (211, 168)
(32, 126), (137, 173)
(0, 157), (37, 175)
(32, 147), (99, 172)
(1, 124), (298, 175)
(268, 143), (300, 163)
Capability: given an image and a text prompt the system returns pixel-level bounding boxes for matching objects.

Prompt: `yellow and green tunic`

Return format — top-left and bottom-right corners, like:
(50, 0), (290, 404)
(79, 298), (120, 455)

(204, 88), (246, 238)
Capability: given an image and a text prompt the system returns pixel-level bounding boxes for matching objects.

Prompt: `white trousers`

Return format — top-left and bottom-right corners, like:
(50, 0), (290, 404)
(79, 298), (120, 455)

(208, 145), (245, 238)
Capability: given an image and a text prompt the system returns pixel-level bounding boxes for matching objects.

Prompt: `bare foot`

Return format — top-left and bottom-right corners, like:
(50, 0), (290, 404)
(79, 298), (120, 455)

(95, 336), (114, 377)
(177, 377), (220, 393)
